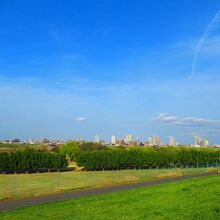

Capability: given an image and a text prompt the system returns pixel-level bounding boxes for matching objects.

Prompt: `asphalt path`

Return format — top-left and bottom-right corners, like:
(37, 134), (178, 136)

(0, 171), (217, 212)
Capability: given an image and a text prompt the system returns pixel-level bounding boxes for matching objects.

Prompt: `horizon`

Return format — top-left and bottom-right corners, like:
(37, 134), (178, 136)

(0, 133), (213, 146)
(1, 0), (220, 143)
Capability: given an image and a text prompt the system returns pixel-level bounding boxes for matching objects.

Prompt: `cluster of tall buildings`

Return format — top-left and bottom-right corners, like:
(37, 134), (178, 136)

(94, 134), (209, 147)
(111, 134), (138, 146)
(95, 134), (138, 145)
(194, 135), (209, 147)
(95, 134), (176, 146)
(145, 136), (160, 146)
(110, 134), (178, 146)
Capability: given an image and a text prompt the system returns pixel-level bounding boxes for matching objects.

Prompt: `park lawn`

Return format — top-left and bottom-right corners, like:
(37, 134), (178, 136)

(0, 174), (219, 220)
(0, 167), (217, 200)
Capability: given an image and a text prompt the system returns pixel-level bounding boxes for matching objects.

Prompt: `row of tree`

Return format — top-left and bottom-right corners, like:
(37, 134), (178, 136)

(0, 149), (68, 171)
(75, 146), (220, 169)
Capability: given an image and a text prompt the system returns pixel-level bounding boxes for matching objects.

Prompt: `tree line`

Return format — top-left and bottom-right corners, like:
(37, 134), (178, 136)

(0, 149), (68, 172)
(75, 146), (220, 170)
(1, 141), (219, 171)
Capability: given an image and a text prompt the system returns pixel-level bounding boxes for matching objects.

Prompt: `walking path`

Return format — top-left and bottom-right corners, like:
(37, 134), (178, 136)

(0, 171), (216, 212)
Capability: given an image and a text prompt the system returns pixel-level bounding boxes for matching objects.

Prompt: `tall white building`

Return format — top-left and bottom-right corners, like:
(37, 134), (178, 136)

(203, 138), (209, 147)
(111, 135), (117, 145)
(194, 135), (209, 147)
(169, 136), (176, 146)
(95, 135), (101, 143)
(153, 135), (160, 146)
(194, 135), (200, 146)
(124, 134), (133, 144)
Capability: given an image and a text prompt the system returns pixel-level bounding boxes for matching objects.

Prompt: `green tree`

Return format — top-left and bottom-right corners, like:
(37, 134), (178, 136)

(59, 141), (79, 161)
(79, 142), (108, 151)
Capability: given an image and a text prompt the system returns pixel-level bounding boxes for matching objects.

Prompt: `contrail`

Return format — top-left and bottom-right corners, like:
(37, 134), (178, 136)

(189, 10), (220, 80)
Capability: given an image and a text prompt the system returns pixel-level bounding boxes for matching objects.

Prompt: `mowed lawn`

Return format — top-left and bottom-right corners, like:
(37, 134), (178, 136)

(0, 167), (215, 200)
(0, 174), (219, 220)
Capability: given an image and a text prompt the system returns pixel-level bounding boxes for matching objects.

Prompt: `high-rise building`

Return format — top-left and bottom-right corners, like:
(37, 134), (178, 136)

(194, 135), (209, 147)
(146, 137), (153, 145)
(169, 136), (176, 146)
(153, 135), (160, 146)
(111, 135), (116, 145)
(124, 134), (133, 144)
(95, 135), (101, 143)
(203, 138), (209, 147)
(194, 135), (200, 146)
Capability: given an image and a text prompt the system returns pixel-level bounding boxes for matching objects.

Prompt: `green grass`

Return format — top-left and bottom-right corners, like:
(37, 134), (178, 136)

(0, 174), (219, 220)
(0, 167), (216, 200)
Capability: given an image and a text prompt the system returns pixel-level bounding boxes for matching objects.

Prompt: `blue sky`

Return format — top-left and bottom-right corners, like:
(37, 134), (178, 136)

(1, 0), (220, 143)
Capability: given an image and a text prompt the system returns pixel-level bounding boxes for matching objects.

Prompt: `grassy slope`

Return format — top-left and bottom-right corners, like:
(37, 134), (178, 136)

(0, 175), (219, 220)
(0, 168), (216, 200)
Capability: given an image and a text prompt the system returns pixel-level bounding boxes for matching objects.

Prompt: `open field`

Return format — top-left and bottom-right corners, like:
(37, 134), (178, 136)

(0, 167), (217, 200)
(0, 174), (219, 220)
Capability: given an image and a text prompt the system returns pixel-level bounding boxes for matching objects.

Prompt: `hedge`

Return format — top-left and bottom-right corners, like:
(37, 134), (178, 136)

(75, 146), (220, 169)
(0, 150), (69, 172)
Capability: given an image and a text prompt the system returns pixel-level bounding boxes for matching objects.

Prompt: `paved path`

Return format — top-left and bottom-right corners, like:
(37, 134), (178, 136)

(0, 171), (217, 212)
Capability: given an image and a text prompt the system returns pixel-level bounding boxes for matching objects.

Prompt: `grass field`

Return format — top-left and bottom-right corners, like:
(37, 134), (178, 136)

(0, 167), (216, 200)
(0, 174), (219, 220)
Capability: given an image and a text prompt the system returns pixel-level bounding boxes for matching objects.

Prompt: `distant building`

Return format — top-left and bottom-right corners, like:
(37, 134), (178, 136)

(12, 138), (20, 143)
(203, 138), (209, 147)
(194, 135), (209, 147)
(153, 135), (160, 146)
(169, 136), (176, 146)
(111, 135), (117, 145)
(139, 142), (144, 146)
(95, 135), (101, 143)
(42, 138), (50, 144)
(145, 137), (153, 146)
(124, 134), (133, 144)
(194, 135), (200, 147)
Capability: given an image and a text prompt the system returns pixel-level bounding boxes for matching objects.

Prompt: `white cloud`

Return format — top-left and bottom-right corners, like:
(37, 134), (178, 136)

(153, 113), (178, 123)
(182, 117), (218, 124)
(153, 113), (220, 128)
(189, 10), (220, 80)
(75, 117), (87, 122)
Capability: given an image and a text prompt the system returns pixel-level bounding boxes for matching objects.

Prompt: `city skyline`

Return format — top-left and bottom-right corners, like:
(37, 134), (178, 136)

(0, 133), (213, 147)
(1, 1), (220, 143)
